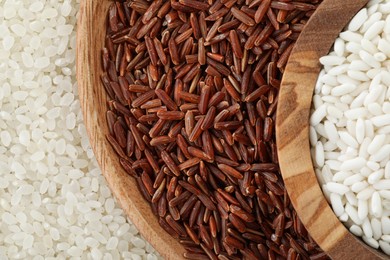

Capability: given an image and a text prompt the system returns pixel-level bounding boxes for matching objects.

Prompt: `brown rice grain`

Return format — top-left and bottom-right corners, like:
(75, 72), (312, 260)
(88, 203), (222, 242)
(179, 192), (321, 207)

(103, 1), (327, 259)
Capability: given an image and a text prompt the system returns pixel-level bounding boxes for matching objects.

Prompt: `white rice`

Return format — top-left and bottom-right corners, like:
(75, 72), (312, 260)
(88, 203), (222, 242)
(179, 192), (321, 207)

(0, 1), (160, 259)
(311, 0), (390, 253)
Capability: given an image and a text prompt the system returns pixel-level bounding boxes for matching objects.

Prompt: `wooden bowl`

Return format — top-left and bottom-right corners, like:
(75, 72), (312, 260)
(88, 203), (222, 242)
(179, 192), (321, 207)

(76, 0), (185, 259)
(77, 0), (387, 259)
(276, 0), (387, 259)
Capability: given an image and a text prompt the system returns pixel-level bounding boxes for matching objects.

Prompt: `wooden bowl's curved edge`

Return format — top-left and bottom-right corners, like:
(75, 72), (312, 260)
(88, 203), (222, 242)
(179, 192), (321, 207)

(76, 1), (186, 259)
(276, 0), (386, 259)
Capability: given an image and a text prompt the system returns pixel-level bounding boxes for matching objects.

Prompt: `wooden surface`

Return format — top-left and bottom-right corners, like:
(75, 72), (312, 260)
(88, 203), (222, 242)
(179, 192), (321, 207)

(276, 0), (387, 259)
(76, 1), (186, 259)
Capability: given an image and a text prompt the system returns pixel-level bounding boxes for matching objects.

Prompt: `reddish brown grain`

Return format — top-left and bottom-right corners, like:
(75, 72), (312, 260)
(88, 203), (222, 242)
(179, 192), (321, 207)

(103, 1), (326, 259)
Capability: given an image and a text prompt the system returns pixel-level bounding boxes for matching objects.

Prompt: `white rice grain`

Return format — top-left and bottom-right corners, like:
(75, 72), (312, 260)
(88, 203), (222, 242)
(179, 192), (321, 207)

(371, 114), (390, 127)
(340, 157), (366, 171)
(326, 182), (349, 195)
(330, 193), (344, 216)
(350, 224), (363, 236)
(345, 203), (363, 225)
(372, 192), (383, 217)
(379, 240), (390, 255)
(368, 170), (385, 184)
(363, 218), (374, 238)
(348, 8), (368, 31)
(371, 218), (382, 240)
(363, 236), (380, 249)
(364, 21), (385, 40)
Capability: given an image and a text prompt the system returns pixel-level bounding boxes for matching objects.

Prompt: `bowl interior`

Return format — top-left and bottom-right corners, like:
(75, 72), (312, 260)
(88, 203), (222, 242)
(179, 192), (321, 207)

(276, 0), (386, 259)
(76, 0), (185, 259)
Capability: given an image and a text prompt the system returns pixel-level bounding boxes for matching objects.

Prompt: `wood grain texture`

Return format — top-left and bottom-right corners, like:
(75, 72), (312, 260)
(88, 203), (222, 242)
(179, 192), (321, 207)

(276, 0), (386, 259)
(76, 1), (185, 259)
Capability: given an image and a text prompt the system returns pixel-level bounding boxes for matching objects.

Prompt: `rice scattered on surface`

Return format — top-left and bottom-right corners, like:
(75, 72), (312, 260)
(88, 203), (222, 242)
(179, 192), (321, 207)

(0, 1), (160, 259)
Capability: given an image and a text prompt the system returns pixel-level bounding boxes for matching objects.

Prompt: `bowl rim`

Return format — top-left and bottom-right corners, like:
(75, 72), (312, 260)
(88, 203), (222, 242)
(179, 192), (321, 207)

(76, 0), (186, 259)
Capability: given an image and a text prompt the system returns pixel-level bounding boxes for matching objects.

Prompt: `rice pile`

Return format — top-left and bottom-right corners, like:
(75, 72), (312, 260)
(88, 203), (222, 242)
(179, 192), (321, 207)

(311, 0), (390, 254)
(0, 1), (160, 259)
(102, 0), (329, 259)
